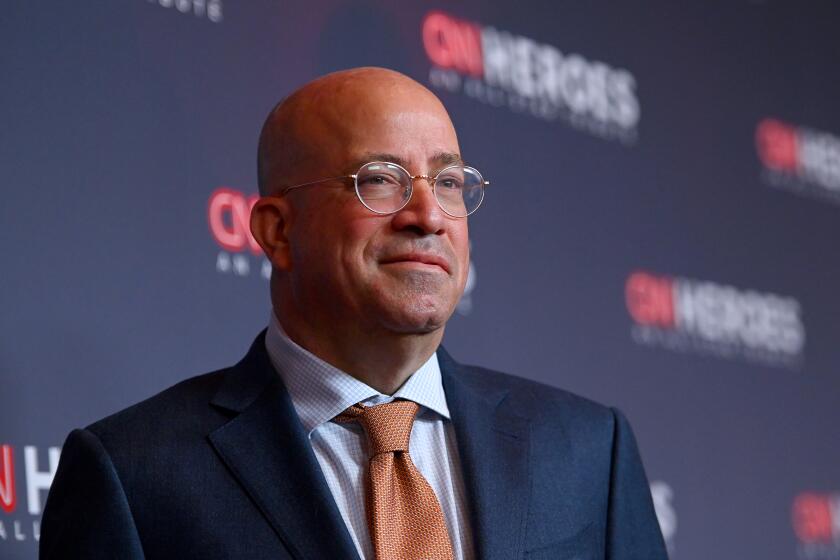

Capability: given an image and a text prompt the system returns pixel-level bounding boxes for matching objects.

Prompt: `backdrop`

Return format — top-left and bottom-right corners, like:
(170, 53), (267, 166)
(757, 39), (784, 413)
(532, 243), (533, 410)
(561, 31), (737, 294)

(3, 1), (839, 559)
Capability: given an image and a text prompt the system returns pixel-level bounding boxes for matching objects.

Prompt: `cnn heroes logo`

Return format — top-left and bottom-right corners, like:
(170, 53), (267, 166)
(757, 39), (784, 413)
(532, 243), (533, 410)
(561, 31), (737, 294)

(147, 0), (223, 23)
(626, 270), (805, 368)
(422, 11), (640, 143)
(757, 118), (840, 206)
(0, 444), (60, 543)
(205, 188), (478, 314)
(793, 492), (840, 559)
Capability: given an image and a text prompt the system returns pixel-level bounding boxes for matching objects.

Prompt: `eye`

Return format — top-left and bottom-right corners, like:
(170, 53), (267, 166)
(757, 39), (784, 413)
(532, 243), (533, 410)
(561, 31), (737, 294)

(359, 173), (401, 186)
(357, 171), (407, 201)
(436, 173), (465, 190)
(359, 173), (401, 187)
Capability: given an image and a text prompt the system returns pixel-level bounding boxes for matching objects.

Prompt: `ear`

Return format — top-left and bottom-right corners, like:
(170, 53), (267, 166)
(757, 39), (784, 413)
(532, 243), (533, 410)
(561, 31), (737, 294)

(250, 196), (293, 271)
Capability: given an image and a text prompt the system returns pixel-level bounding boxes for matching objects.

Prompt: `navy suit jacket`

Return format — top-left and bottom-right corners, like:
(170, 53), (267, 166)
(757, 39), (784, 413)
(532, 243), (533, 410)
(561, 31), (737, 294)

(40, 332), (668, 559)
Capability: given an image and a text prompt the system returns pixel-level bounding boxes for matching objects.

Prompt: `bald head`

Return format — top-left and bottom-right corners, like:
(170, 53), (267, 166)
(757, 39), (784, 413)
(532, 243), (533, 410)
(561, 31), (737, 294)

(257, 67), (458, 196)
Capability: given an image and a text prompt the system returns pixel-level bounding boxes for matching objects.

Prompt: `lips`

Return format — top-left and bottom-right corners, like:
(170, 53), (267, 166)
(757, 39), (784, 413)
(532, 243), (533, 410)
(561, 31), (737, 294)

(380, 252), (451, 273)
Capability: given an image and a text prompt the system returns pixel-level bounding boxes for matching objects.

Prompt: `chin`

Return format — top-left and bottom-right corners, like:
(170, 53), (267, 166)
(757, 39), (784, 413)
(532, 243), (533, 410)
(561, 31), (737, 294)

(364, 274), (461, 333)
(374, 295), (455, 335)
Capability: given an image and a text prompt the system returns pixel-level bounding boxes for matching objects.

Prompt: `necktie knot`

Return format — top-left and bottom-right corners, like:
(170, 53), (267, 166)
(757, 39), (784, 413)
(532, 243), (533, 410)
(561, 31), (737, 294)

(335, 400), (419, 455)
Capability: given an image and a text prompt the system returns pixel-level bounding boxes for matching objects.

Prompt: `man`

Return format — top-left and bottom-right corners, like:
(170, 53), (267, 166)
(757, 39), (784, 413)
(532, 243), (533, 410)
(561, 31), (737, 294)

(41, 67), (667, 559)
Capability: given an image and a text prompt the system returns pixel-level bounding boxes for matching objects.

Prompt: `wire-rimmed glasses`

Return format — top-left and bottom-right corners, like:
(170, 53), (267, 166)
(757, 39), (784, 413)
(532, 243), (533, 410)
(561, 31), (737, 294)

(280, 161), (489, 217)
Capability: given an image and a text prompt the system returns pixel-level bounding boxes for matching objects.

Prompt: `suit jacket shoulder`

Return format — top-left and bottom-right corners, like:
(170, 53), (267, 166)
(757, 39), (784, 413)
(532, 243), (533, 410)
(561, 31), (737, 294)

(89, 369), (222, 430)
(40, 335), (330, 560)
(441, 355), (621, 457)
(453, 361), (614, 421)
(438, 350), (667, 559)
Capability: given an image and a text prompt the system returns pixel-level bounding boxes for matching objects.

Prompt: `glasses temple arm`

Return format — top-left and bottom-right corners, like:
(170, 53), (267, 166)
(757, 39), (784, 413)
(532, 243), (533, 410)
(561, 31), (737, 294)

(278, 175), (354, 194)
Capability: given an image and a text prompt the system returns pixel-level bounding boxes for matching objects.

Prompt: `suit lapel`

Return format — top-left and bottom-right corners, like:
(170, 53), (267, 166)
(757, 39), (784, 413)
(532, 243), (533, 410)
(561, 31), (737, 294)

(439, 348), (531, 560)
(207, 334), (360, 560)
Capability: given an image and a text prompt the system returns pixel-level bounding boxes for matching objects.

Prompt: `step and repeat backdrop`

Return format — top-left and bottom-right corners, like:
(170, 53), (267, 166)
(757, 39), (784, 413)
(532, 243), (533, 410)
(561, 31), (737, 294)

(2, 1), (839, 558)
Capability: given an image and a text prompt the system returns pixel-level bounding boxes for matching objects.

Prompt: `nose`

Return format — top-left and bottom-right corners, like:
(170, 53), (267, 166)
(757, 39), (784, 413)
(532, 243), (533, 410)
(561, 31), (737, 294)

(390, 176), (447, 235)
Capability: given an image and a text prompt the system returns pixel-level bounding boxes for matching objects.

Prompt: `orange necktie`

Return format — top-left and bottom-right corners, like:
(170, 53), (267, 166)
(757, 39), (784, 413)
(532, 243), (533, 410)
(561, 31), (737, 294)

(335, 400), (455, 560)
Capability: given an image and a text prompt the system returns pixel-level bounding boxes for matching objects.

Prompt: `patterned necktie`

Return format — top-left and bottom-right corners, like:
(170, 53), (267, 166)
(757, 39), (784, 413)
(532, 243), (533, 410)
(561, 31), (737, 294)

(335, 400), (455, 560)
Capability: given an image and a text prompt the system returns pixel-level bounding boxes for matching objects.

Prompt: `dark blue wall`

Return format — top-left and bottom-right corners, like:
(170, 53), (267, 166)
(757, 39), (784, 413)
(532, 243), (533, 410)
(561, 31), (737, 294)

(3, 1), (839, 558)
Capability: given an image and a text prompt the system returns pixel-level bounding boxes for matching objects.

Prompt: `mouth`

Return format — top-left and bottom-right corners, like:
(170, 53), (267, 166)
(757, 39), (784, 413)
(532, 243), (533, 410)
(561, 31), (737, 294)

(380, 253), (451, 274)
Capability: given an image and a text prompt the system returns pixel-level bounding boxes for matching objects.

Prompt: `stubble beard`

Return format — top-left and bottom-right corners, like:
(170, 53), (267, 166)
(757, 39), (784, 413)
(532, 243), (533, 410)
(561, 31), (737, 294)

(370, 268), (460, 335)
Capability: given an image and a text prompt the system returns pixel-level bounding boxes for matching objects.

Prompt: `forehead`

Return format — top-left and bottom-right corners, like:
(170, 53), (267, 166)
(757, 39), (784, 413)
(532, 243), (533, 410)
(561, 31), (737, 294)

(335, 106), (461, 170)
(348, 150), (463, 171)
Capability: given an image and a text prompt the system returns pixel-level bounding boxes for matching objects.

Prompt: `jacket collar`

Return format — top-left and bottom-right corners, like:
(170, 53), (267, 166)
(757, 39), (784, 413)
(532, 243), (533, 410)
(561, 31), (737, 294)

(208, 331), (361, 560)
(438, 347), (531, 560)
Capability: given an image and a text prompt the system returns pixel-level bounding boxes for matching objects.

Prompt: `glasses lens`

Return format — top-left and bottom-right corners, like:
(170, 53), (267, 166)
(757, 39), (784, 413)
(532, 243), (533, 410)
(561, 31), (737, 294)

(434, 166), (485, 217)
(355, 162), (411, 213)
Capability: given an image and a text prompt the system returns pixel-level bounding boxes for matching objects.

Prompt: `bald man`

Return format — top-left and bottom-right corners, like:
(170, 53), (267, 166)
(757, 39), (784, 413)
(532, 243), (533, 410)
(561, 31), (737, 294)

(41, 68), (667, 560)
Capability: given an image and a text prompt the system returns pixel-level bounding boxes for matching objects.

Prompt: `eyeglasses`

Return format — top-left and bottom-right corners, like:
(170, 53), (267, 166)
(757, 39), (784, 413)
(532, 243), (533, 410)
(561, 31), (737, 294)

(279, 161), (489, 217)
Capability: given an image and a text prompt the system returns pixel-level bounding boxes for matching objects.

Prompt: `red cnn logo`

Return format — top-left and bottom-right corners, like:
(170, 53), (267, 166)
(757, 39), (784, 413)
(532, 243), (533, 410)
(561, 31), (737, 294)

(422, 11), (484, 77)
(0, 445), (15, 513)
(208, 188), (261, 254)
(792, 493), (837, 543)
(625, 271), (676, 328)
(756, 118), (799, 172)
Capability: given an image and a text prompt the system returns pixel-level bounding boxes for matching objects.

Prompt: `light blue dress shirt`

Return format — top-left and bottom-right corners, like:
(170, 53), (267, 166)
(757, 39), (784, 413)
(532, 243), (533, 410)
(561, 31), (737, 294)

(264, 314), (475, 560)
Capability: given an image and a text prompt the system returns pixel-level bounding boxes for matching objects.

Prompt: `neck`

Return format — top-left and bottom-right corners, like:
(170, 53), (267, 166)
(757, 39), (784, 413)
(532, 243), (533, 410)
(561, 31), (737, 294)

(273, 307), (444, 396)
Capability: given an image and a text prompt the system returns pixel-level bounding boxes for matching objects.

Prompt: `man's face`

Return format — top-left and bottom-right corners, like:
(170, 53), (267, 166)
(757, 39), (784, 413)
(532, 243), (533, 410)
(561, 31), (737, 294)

(284, 91), (470, 336)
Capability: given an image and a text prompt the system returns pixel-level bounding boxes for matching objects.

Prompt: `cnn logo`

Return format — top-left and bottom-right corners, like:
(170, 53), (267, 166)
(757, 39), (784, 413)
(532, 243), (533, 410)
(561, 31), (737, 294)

(207, 188), (261, 254)
(793, 493), (840, 544)
(625, 271), (676, 328)
(422, 11), (484, 78)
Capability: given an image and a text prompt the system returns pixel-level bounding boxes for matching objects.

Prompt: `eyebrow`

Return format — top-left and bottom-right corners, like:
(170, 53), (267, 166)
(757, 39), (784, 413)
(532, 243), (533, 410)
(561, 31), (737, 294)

(354, 151), (464, 171)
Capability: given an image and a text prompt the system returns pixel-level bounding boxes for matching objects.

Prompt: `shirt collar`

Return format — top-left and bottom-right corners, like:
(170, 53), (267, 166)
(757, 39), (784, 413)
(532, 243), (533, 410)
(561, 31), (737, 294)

(264, 313), (450, 436)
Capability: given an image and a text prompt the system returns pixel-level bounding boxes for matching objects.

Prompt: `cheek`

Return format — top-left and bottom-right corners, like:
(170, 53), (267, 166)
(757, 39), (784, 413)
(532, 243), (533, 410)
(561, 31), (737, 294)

(292, 197), (371, 269)
(345, 217), (379, 240)
(339, 218), (385, 271)
(289, 215), (342, 276)
(453, 224), (471, 281)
